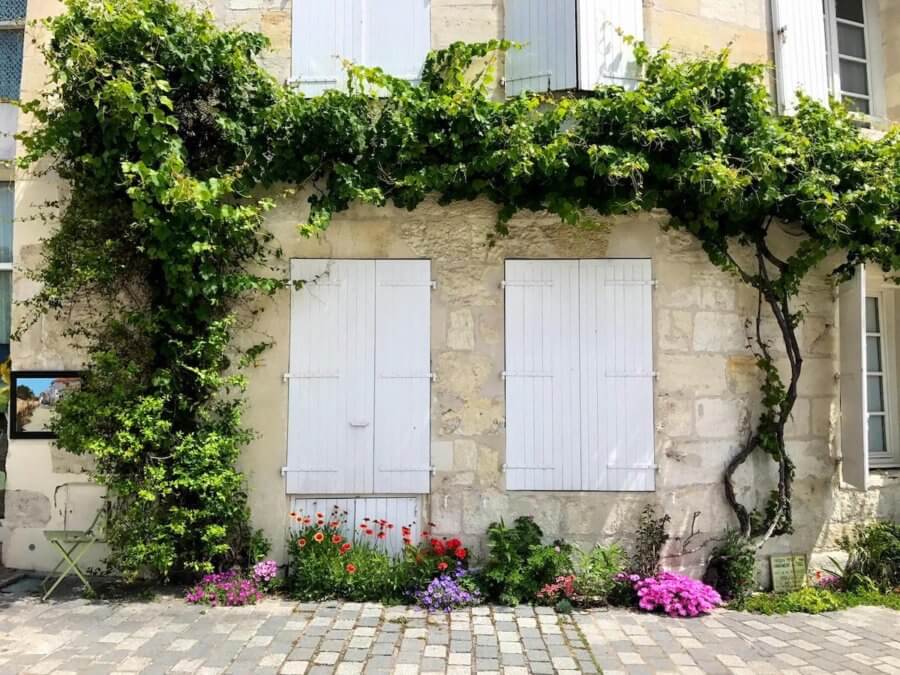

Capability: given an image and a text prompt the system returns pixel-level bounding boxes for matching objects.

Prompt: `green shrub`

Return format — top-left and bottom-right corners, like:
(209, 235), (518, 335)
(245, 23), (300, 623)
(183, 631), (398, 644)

(741, 587), (900, 615)
(631, 505), (670, 577)
(572, 544), (627, 606)
(704, 529), (756, 603)
(480, 516), (573, 606)
(839, 521), (900, 592)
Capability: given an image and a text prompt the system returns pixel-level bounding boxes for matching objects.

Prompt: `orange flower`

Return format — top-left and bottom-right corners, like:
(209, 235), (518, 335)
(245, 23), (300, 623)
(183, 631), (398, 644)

(289, 511), (297, 518)
(316, 512), (324, 519)
(437, 561), (448, 571)
(313, 531), (325, 543)
(297, 538), (307, 548)
(303, 517), (311, 524)
(346, 563), (357, 574)
(339, 543), (352, 555)
(332, 534), (343, 544)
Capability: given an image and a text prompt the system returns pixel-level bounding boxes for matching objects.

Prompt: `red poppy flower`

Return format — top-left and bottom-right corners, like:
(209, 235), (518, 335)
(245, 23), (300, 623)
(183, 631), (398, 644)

(402, 537), (412, 546)
(437, 561), (448, 571)
(455, 547), (467, 560)
(330, 521), (340, 528)
(303, 517), (311, 524)
(346, 563), (357, 574)
(377, 532), (386, 540)
(340, 543), (352, 555)
(317, 519), (324, 526)
(316, 512), (324, 519)
(421, 531), (429, 537)
(446, 538), (461, 550)
(313, 531), (325, 543)
(332, 534), (342, 544)
(297, 538), (307, 548)
(365, 529), (374, 535)
(431, 539), (446, 556)
(401, 527), (411, 535)
(359, 523), (368, 530)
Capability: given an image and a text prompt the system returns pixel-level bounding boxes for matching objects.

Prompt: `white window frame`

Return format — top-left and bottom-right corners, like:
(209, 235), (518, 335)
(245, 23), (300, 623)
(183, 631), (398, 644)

(823, 0), (886, 120)
(867, 289), (900, 467)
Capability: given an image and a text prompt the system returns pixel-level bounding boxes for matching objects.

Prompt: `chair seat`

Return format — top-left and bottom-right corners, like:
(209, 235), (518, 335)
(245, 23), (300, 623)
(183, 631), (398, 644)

(42, 530), (96, 543)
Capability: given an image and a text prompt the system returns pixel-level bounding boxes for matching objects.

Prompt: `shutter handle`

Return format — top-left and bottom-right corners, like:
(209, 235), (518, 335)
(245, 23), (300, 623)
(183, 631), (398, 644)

(349, 420), (370, 428)
(777, 25), (787, 44)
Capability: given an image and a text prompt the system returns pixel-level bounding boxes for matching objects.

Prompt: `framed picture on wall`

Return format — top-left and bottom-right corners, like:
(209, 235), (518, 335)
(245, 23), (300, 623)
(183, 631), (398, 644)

(9, 371), (82, 439)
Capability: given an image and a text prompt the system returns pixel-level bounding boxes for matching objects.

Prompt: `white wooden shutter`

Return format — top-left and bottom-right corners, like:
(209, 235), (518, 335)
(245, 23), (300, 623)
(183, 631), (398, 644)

(286, 260), (375, 494)
(373, 260), (432, 493)
(839, 265), (868, 490)
(292, 1), (430, 95)
(504, 0), (577, 96)
(504, 260), (582, 490)
(576, 0), (644, 90)
(771, 0), (830, 113)
(580, 260), (655, 491)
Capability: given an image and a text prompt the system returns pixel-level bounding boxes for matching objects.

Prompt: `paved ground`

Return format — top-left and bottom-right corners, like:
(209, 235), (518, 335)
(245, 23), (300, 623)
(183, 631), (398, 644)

(1, 582), (899, 674)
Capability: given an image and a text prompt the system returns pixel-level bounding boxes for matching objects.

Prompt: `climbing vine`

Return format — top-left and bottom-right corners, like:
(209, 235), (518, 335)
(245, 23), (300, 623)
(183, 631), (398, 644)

(17, 0), (900, 579)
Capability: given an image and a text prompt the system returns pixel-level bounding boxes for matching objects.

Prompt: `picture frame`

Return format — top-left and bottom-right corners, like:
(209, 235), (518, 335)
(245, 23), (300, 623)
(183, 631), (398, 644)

(9, 370), (82, 439)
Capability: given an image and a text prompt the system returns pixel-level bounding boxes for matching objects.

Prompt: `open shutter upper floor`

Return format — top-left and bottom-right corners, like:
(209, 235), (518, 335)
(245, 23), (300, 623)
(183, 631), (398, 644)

(576, 0), (644, 90)
(373, 260), (433, 494)
(286, 260), (375, 494)
(504, 0), (577, 96)
(504, 260), (582, 490)
(580, 260), (655, 491)
(771, 0), (830, 113)
(840, 265), (869, 489)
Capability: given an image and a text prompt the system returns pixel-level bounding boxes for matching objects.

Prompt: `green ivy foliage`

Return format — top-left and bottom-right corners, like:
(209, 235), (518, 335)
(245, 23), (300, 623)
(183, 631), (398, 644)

(18, 0), (900, 578)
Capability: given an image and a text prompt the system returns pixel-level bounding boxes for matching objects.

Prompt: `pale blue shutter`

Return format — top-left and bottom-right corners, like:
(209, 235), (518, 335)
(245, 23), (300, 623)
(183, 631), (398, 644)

(504, 260), (582, 490)
(372, 260), (432, 494)
(504, 0), (577, 96)
(286, 260), (375, 494)
(839, 265), (868, 489)
(576, 0), (644, 90)
(772, 0), (830, 113)
(580, 259), (655, 491)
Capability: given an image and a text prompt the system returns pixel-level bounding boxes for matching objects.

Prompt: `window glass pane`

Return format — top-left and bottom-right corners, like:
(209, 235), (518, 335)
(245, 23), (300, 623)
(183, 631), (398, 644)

(867, 375), (884, 412)
(836, 0), (865, 23)
(0, 0), (26, 22)
(0, 182), (12, 263)
(868, 415), (886, 453)
(866, 335), (882, 372)
(0, 30), (24, 100)
(866, 297), (880, 332)
(837, 23), (866, 59)
(843, 95), (870, 114)
(839, 58), (869, 95)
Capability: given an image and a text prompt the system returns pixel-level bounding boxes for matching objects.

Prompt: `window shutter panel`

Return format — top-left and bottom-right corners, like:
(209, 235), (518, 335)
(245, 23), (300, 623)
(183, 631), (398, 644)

(287, 259), (375, 494)
(504, 0), (577, 96)
(292, 0), (362, 95)
(576, 0), (644, 90)
(580, 260), (654, 491)
(771, 0), (829, 113)
(504, 260), (581, 490)
(363, 0), (431, 83)
(372, 260), (432, 494)
(839, 265), (868, 490)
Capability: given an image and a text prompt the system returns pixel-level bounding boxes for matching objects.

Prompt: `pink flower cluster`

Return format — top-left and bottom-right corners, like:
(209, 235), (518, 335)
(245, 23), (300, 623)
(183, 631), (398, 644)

(632, 572), (722, 617)
(537, 575), (576, 601)
(185, 570), (264, 607)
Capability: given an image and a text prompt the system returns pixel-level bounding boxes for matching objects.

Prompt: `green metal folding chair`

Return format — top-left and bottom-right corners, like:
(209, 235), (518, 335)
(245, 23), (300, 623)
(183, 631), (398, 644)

(41, 483), (109, 601)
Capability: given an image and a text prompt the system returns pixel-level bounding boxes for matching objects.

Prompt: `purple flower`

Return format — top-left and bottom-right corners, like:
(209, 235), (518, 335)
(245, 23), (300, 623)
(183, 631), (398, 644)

(252, 559), (279, 584)
(414, 568), (481, 613)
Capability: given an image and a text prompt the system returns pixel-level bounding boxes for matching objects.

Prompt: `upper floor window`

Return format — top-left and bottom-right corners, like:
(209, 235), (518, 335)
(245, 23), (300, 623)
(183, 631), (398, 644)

(291, 1), (431, 96)
(0, 0), (25, 161)
(503, 0), (644, 96)
(773, 0), (884, 118)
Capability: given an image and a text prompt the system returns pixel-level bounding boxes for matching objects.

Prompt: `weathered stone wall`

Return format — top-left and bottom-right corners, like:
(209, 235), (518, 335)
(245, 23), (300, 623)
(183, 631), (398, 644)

(4, 0), (898, 578)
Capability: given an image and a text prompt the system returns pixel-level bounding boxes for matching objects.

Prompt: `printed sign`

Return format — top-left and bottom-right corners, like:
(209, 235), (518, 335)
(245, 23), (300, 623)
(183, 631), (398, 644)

(770, 554), (808, 592)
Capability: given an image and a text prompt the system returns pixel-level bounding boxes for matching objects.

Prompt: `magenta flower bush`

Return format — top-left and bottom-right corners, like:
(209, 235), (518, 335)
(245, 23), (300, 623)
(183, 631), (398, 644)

(629, 572), (722, 617)
(185, 570), (263, 606)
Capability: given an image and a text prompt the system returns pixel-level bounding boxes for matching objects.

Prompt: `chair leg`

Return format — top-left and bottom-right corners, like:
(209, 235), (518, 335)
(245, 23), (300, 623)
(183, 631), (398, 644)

(41, 539), (96, 601)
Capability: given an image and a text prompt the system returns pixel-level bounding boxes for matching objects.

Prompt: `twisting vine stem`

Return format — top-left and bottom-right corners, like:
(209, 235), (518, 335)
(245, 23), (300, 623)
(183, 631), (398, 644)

(16, 0), (900, 578)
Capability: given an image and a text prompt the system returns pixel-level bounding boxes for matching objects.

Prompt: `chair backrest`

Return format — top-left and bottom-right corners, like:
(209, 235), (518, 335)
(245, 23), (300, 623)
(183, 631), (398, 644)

(53, 482), (109, 536)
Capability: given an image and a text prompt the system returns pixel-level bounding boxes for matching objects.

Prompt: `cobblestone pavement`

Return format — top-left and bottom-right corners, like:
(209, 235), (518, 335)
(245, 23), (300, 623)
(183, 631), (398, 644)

(1, 589), (899, 674)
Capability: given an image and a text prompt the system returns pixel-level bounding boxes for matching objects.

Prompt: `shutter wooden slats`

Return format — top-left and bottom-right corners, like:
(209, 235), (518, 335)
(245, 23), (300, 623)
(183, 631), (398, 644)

(576, 0), (644, 90)
(504, 0), (577, 96)
(772, 0), (830, 113)
(839, 265), (868, 489)
(505, 259), (654, 492)
(373, 260), (432, 494)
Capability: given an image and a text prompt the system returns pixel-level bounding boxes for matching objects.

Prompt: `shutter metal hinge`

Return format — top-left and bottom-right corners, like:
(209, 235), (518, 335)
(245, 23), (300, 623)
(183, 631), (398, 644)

(502, 463), (555, 471)
(501, 371), (553, 380)
(607, 463), (658, 471)
(281, 467), (339, 475)
(501, 70), (552, 85)
(378, 466), (436, 475)
(283, 372), (340, 382)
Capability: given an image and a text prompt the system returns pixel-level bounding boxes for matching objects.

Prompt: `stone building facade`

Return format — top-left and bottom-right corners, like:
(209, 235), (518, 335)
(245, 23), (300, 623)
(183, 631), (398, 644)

(2, 0), (899, 583)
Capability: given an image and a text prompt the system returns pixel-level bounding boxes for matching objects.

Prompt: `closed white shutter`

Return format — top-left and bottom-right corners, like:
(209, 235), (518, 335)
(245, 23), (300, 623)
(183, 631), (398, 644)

(576, 0), (644, 90)
(839, 265), (868, 489)
(771, 0), (830, 113)
(504, 0), (577, 96)
(504, 260), (582, 490)
(373, 260), (432, 493)
(580, 260), (655, 491)
(286, 260), (375, 494)
(292, 1), (430, 95)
